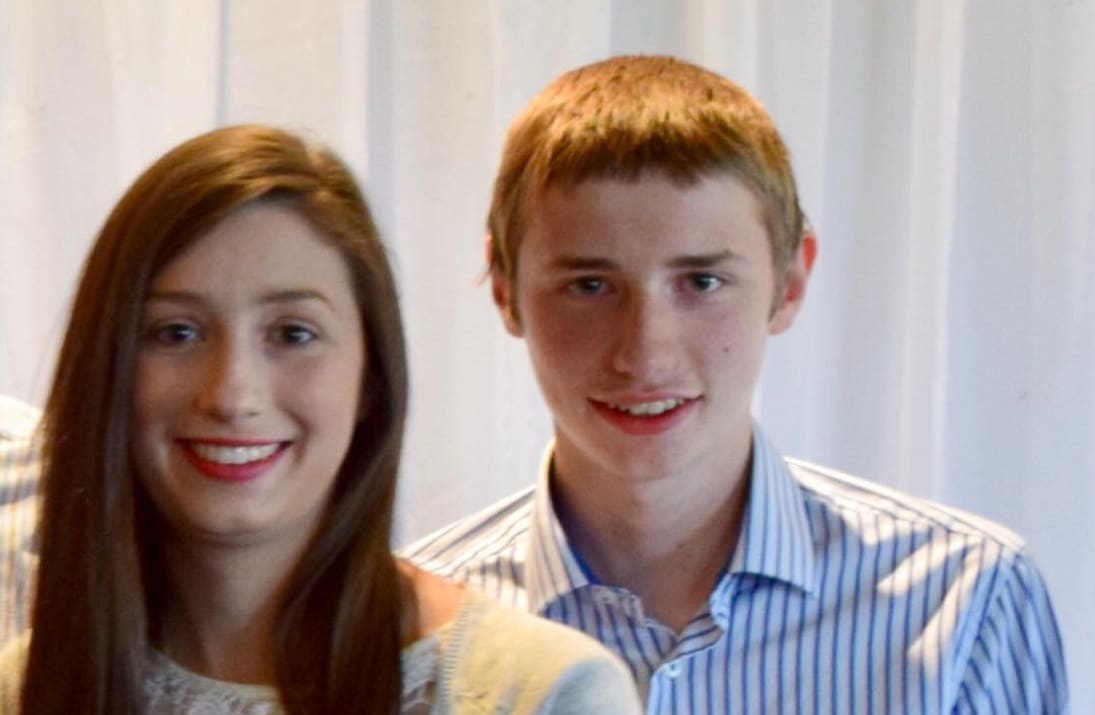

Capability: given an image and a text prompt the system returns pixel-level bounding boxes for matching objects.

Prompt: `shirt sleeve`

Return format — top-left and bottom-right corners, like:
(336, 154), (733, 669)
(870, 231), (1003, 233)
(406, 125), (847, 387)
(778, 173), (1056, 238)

(0, 433), (41, 651)
(954, 552), (1069, 714)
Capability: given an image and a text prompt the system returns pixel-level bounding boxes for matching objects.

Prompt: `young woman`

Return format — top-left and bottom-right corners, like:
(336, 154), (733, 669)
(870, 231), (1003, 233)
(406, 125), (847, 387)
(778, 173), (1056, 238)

(0, 125), (639, 714)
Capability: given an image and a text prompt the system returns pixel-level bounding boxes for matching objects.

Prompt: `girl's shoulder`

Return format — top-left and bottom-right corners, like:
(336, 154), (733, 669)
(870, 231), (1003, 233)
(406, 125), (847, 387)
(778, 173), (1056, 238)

(441, 591), (642, 714)
(403, 561), (466, 644)
(0, 630), (30, 712)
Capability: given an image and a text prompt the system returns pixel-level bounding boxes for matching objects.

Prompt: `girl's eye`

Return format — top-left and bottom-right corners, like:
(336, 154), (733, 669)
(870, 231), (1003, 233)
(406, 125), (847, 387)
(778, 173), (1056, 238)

(275, 324), (318, 345)
(148, 322), (199, 345)
(568, 276), (608, 296)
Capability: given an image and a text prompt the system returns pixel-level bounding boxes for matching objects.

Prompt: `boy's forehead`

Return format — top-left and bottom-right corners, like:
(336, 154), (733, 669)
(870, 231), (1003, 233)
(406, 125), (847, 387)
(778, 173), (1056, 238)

(517, 173), (770, 262)
(531, 167), (759, 213)
(529, 172), (763, 227)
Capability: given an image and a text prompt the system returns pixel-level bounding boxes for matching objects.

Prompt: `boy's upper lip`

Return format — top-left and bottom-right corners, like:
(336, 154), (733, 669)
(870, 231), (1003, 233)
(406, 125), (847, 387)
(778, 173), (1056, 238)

(591, 391), (699, 405)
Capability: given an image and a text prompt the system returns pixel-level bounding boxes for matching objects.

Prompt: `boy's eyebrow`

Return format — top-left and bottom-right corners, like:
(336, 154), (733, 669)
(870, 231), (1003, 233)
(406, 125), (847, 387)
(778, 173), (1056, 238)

(548, 256), (617, 271)
(144, 288), (334, 307)
(547, 250), (743, 272)
(667, 250), (742, 268)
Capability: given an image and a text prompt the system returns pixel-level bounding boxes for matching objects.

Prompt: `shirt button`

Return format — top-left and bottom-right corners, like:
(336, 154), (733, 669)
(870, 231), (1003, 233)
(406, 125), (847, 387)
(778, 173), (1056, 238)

(664, 661), (683, 678)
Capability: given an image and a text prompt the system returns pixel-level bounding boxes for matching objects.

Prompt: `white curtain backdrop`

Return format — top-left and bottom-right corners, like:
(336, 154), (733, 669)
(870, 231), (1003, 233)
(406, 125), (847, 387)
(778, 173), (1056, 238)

(1, 1), (1092, 706)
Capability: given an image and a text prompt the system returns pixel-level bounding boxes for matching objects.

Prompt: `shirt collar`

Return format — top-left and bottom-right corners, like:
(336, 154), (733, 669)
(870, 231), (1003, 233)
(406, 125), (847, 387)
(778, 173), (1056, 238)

(524, 425), (819, 615)
(525, 442), (595, 614)
(722, 427), (818, 595)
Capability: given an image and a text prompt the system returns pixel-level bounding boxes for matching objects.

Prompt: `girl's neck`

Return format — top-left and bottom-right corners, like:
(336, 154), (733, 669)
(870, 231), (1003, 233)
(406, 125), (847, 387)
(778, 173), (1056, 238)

(157, 536), (305, 684)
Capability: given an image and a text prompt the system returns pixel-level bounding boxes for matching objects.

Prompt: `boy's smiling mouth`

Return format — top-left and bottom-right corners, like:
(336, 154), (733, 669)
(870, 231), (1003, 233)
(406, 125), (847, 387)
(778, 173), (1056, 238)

(601, 398), (688, 416)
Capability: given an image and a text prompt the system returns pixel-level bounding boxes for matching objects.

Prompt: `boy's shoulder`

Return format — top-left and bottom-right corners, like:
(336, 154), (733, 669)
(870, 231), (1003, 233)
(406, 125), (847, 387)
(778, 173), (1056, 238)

(787, 457), (1029, 556)
(0, 397), (39, 442)
(400, 485), (536, 578)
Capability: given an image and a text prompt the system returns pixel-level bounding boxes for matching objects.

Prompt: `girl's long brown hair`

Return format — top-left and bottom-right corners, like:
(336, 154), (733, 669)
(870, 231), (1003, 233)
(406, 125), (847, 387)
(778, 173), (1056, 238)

(22, 125), (409, 714)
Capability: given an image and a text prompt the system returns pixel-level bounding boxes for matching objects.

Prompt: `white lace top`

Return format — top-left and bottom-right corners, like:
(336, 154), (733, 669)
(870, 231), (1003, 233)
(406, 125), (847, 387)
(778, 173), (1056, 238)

(141, 622), (448, 714)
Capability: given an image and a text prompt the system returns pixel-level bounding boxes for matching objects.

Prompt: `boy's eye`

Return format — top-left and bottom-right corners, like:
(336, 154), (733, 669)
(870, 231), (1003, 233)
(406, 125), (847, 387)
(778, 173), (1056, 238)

(686, 273), (724, 292)
(568, 276), (608, 296)
(275, 324), (318, 345)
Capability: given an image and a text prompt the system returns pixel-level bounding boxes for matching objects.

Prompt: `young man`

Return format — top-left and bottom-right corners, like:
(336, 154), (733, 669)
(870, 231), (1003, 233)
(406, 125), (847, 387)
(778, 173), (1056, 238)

(405, 56), (1068, 712)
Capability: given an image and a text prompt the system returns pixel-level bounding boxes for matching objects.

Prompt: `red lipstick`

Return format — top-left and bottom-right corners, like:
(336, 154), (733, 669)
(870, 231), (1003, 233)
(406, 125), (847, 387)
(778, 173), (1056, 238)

(177, 439), (290, 484)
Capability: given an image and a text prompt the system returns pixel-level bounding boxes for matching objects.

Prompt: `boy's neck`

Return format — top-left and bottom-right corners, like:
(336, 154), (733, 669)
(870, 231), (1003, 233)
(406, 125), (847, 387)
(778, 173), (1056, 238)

(550, 428), (753, 633)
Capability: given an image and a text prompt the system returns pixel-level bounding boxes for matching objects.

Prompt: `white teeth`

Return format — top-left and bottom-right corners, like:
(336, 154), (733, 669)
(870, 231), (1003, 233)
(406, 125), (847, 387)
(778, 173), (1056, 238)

(607, 398), (685, 416)
(190, 443), (280, 465)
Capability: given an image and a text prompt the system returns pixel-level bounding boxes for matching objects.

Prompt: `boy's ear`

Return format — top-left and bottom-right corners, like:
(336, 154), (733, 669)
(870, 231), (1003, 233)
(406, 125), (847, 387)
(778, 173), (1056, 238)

(487, 235), (523, 337)
(769, 231), (817, 335)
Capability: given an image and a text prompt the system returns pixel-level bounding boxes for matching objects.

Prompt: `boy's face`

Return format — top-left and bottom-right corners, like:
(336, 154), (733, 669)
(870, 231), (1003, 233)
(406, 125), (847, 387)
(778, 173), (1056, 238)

(493, 173), (814, 485)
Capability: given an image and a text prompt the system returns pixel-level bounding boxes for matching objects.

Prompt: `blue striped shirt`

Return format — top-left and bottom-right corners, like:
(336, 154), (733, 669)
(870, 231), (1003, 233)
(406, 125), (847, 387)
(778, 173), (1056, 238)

(0, 396), (40, 650)
(403, 428), (1069, 714)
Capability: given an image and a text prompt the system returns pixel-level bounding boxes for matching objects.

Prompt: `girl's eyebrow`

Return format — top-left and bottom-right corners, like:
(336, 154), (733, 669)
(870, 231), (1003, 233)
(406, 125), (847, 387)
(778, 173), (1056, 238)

(256, 289), (334, 307)
(144, 288), (334, 308)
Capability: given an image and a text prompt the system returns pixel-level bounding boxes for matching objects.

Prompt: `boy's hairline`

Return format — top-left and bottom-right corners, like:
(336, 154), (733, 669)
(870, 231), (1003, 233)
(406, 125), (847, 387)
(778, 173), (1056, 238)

(490, 163), (796, 279)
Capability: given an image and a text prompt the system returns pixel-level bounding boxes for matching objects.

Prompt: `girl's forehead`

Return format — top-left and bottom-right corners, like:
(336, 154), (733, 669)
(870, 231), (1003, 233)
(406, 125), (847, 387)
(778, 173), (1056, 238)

(151, 204), (356, 302)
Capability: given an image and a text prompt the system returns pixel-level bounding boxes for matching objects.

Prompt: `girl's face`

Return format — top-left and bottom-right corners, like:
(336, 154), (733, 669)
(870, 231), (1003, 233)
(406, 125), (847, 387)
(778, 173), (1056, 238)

(132, 201), (365, 553)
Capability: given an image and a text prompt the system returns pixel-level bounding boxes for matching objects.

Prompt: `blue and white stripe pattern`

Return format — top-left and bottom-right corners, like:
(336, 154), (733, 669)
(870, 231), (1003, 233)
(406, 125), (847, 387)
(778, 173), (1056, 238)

(0, 396), (41, 650)
(403, 428), (1069, 713)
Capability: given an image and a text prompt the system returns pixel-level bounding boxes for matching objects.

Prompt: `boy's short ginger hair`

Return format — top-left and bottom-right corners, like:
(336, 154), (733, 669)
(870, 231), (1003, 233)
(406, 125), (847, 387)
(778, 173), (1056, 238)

(488, 55), (806, 279)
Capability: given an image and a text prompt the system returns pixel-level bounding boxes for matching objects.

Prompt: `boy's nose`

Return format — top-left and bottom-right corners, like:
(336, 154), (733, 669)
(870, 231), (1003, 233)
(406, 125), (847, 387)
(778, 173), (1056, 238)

(610, 295), (679, 381)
